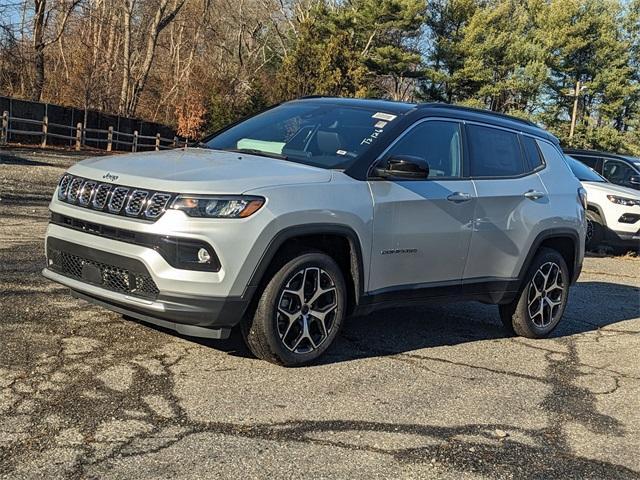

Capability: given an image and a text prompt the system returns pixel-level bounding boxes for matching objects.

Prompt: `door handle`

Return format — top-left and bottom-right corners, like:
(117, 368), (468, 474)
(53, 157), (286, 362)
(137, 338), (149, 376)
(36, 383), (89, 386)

(447, 192), (472, 203)
(524, 190), (545, 200)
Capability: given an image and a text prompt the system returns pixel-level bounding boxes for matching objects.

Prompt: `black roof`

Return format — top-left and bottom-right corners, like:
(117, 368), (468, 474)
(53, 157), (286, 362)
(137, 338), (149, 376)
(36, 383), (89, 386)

(563, 148), (640, 162)
(292, 96), (417, 114)
(292, 96), (556, 143)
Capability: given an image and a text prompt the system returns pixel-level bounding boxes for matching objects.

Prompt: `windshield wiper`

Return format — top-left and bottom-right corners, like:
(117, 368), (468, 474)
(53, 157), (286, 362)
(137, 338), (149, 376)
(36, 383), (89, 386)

(222, 148), (288, 160)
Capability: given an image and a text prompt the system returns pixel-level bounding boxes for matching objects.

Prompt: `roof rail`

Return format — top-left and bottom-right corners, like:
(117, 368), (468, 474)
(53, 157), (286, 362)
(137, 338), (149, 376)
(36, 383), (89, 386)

(421, 103), (538, 128)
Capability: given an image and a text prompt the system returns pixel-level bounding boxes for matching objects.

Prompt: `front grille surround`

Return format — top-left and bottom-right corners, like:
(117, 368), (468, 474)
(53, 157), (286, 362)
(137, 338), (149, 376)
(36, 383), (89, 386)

(125, 190), (149, 216)
(108, 186), (130, 213)
(93, 184), (112, 209)
(58, 174), (72, 200)
(78, 181), (97, 206)
(145, 192), (173, 219)
(57, 174), (174, 221)
(67, 177), (84, 202)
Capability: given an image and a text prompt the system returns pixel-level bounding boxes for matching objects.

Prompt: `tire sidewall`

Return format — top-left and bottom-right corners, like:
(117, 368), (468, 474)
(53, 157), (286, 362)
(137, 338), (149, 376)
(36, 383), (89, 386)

(513, 249), (570, 338)
(255, 252), (346, 366)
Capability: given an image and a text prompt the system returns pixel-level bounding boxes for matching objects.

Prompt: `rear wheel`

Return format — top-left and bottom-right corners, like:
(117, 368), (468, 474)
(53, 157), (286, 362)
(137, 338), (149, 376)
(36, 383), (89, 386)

(499, 248), (569, 338)
(241, 251), (346, 366)
(585, 210), (604, 251)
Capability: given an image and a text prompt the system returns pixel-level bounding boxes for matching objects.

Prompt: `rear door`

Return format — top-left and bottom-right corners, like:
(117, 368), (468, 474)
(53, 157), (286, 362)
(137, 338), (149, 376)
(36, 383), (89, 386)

(463, 125), (549, 281)
(367, 118), (476, 292)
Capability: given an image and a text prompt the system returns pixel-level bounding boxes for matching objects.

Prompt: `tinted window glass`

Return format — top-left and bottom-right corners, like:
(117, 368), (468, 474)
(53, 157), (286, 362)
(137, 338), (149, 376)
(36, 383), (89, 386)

(521, 135), (543, 169)
(565, 156), (606, 182)
(570, 155), (598, 169)
(602, 160), (636, 185)
(385, 121), (462, 178)
(467, 125), (526, 177)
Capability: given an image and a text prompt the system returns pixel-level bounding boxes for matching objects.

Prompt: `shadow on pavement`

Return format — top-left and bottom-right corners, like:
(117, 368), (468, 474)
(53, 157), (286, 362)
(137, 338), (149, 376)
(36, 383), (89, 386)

(139, 280), (639, 364)
(0, 152), (54, 167)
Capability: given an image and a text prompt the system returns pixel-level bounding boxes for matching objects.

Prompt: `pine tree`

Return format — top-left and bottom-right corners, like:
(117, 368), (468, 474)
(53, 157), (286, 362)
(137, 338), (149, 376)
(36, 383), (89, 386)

(420, 0), (478, 103)
(537, 0), (636, 150)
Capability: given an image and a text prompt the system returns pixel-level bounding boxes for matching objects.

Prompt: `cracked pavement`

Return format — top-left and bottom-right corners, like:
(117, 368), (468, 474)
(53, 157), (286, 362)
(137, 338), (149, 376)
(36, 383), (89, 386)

(1, 148), (639, 479)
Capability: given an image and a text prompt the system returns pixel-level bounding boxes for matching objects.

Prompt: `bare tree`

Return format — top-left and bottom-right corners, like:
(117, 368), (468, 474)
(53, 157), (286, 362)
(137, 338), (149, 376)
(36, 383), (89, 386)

(118, 0), (186, 116)
(31, 0), (81, 100)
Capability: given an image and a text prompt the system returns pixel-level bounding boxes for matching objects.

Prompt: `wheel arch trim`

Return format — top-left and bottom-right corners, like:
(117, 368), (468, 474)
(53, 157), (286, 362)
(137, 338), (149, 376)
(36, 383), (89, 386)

(518, 228), (582, 287)
(243, 223), (366, 306)
(586, 202), (607, 227)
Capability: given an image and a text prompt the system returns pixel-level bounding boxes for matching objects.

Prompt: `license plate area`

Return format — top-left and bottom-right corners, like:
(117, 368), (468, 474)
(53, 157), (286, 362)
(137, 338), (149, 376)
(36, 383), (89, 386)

(81, 263), (102, 284)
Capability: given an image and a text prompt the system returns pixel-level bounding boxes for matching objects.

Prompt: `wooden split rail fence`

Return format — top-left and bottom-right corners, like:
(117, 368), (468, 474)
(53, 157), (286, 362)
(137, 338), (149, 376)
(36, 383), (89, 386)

(0, 110), (193, 152)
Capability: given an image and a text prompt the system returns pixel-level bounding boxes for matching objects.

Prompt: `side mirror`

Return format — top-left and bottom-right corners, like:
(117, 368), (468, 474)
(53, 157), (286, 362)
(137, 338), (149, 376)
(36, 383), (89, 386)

(629, 175), (640, 186)
(373, 155), (429, 180)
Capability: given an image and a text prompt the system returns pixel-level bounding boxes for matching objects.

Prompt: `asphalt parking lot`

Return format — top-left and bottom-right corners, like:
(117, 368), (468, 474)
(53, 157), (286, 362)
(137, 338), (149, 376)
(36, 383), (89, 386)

(1, 147), (639, 479)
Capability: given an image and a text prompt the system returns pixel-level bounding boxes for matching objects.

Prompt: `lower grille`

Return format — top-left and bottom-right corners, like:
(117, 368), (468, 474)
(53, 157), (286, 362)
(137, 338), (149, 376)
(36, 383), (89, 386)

(47, 240), (159, 299)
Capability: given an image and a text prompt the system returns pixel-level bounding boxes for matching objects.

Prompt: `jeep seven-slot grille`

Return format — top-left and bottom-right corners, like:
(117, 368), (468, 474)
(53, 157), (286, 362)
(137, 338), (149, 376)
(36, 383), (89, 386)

(47, 244), (160, 299)
(57, 174), (174, 221)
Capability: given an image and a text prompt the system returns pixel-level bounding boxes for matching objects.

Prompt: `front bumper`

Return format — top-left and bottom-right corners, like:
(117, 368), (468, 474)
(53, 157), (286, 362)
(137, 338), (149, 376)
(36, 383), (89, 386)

(606, 228), (640, 248)
(43, 235), (252, 338)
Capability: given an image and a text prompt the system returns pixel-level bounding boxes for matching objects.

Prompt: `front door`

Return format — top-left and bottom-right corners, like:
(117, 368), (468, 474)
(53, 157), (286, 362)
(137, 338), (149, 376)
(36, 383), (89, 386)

(368, 119), (475, 293)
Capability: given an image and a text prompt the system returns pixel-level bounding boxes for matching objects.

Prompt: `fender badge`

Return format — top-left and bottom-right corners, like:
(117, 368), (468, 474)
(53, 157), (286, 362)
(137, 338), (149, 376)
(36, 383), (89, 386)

(381, 248), (418, 255)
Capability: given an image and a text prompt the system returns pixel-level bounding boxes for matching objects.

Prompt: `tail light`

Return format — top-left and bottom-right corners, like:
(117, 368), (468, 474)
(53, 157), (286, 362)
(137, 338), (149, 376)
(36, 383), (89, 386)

(578, 187), (587, 210)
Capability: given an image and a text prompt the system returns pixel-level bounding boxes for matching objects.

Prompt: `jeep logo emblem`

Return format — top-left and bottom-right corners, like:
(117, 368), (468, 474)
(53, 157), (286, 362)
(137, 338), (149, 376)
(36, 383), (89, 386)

(102, 173), (119, 182)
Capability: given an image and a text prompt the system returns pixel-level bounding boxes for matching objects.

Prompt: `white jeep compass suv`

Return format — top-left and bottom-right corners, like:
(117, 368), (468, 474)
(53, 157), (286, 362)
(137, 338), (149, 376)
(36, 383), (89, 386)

(565, 155), (640, 252)
(43, 98), (586, 366)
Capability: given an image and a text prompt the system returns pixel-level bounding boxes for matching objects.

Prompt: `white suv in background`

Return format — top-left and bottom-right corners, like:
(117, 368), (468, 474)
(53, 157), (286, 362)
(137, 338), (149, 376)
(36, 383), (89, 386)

(565, 155), (640, 252)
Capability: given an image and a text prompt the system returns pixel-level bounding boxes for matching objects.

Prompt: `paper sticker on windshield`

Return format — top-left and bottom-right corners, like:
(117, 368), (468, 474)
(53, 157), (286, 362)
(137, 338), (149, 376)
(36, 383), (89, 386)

(374, 120), (387, 129)
(372, 112), (397, 122)
(336, 149), (347, 156)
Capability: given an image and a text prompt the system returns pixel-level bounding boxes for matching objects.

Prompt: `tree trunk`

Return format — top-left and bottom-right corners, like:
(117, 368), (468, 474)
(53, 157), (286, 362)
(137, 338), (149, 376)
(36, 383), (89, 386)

(31, 0), (46, 100)
(118, 0), (133, 115)
(125, 0), (186, 116)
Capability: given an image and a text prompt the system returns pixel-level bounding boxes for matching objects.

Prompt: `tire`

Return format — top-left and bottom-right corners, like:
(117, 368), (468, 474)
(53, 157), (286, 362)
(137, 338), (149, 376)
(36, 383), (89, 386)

(241, 251), (346, 366)
(499, 247), (570, 338)
(585, 210), (604, 251)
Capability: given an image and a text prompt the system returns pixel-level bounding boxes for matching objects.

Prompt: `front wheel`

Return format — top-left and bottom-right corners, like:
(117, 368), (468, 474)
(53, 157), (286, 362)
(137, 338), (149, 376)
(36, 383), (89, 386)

(241, 252), (346, 366)
(499, 248), (570, 338)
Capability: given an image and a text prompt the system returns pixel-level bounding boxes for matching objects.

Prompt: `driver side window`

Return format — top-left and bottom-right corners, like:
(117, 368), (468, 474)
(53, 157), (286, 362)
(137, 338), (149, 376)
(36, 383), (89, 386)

(386, 120), (462, 178)
(602, 159), (635, 186)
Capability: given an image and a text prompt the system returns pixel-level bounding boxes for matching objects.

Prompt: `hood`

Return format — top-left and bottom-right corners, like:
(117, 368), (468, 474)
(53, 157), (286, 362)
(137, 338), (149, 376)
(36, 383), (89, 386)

(67, 148), (332, 194)
(582, 181), (640, 199)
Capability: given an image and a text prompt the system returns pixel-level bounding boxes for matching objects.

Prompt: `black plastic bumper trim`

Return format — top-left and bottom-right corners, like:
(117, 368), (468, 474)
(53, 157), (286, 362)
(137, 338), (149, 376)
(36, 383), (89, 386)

(70, 290), (234, 339)
(50, 212), (221, 272)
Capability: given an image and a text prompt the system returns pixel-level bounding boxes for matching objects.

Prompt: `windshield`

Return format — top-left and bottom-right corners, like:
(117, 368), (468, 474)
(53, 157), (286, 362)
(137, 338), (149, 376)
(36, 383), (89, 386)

(565, 155), (607, 182)
(205, 103), (401, 169)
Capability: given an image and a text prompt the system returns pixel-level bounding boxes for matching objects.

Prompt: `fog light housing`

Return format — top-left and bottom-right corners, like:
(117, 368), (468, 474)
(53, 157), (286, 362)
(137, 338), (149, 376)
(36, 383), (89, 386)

(197, 248), (211, 264)
(156, 237), (220, 272)
(619, 213), (640, 224)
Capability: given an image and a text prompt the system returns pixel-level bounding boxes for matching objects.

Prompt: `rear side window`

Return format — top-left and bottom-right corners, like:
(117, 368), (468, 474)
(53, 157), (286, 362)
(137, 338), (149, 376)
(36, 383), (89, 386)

(521, 135), (544, 170)
(571, 155), (598, 169)
(467, 125), (526, 177)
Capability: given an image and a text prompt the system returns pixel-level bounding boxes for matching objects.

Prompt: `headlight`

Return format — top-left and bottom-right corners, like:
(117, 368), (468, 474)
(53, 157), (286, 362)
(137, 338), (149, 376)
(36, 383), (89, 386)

(607, 195), (640, 207)
(170, 195), (265, 218)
